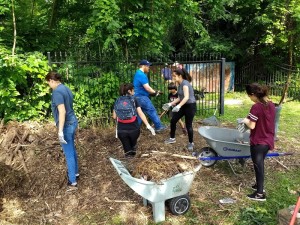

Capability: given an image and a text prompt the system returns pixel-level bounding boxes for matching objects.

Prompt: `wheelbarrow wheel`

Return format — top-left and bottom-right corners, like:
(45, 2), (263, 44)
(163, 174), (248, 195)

(198, 147), (217, 167)
(168, 194), (191, 215)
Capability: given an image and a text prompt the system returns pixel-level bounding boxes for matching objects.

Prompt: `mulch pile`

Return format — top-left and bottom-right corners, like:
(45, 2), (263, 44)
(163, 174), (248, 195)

(0, 120), (204, 224)
(1, 120), (298, 224)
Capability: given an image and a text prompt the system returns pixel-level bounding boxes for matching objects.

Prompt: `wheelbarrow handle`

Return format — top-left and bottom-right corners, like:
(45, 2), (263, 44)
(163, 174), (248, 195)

(198, 152), (293, 161)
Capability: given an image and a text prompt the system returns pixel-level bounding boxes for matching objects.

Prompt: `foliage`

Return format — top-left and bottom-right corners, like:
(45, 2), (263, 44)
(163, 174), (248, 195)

(60, 66), (120, 126)
(2, 0), (300, 64)
(0, 50), (50, 122)
(1, 0), (300, 123)
(235, 207), (273, 225)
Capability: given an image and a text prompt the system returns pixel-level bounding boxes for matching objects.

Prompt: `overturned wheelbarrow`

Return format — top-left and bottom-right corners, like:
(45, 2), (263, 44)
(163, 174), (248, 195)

(109, 157), (201, 223)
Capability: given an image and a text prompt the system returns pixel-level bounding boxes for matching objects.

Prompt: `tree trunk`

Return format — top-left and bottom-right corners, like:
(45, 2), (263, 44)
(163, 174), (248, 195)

(278, 34), (293, 105)
(278, 4), (294, 106)
(49, 0), (61, 28)
(11, 0), (16, 56)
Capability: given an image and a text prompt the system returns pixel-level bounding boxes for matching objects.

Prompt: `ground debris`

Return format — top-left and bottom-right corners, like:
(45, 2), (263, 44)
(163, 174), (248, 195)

(131, 153), (198, 182)
(0, 120), (298, 224)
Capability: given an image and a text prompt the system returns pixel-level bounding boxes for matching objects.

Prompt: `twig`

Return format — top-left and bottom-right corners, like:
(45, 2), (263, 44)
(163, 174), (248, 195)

(274, 159), (290, 171)
(45, 201), (51, 211)
(17, 150), (31, 180)
(151, 151), (196, 160)
(104, 197), (135, 203)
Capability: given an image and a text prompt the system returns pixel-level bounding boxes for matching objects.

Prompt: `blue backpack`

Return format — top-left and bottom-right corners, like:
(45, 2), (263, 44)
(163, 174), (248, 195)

(114, 96), (137, 120)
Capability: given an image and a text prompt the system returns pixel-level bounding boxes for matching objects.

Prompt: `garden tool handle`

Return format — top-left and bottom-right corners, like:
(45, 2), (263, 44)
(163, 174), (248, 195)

(289, 196), (300, 225)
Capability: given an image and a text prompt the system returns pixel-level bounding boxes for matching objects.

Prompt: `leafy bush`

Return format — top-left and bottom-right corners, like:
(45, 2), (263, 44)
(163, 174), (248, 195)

(0, 51), (50, 122)
(61, 68), (120, 126)
(235, 207), (273, 225)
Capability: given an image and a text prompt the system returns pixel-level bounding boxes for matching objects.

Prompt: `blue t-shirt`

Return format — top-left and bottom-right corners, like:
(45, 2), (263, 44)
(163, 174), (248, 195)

(133, 69), (149, 97)
(51, 84), (76, 126)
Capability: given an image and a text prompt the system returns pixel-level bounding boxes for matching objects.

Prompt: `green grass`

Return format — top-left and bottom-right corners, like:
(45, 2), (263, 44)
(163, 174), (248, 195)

(185, 92), (300, 225)
(219, 92), (300, 142)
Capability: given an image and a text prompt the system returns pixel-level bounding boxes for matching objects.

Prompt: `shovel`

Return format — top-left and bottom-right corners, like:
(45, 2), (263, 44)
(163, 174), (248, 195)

(202, 107), (220, 126)
(151, 109), (169, 127)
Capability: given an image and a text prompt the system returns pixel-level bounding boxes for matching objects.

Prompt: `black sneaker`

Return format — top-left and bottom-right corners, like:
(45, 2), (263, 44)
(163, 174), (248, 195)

(125, 150), (136, 158)
(247, 192), (266, 201)
(251, 184), (265, 192)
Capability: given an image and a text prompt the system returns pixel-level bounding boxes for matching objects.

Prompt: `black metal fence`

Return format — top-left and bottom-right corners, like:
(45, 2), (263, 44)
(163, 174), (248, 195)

(47, 52), (226, 121)
(235, 60), (300, 99)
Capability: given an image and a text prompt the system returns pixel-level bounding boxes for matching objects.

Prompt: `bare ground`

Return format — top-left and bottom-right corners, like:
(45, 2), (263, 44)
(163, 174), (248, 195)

(0, 120), (299, 225)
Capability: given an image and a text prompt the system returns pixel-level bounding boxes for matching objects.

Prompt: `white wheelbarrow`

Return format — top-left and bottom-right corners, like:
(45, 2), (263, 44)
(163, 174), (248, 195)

(109, 157), (201, 223)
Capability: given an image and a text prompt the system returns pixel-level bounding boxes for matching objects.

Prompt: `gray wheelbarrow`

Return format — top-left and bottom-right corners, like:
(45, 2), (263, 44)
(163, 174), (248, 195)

(109, 157), (201, 223)
(196, 126), (292, 171)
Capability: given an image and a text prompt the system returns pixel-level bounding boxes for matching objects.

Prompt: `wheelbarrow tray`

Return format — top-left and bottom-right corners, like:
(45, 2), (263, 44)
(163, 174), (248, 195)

(197, 126), (292, 168)
(109, 157), (201, 223)
(198, 126), (250, 157)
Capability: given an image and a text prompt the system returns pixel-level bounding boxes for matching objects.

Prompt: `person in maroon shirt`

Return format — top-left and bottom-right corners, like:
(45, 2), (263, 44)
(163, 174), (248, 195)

(239, 83), (275, 201)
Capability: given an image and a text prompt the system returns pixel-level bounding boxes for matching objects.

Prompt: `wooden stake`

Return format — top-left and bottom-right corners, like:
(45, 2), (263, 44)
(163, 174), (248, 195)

(151, 151), (196, 160)
(104, 197), (135, 203)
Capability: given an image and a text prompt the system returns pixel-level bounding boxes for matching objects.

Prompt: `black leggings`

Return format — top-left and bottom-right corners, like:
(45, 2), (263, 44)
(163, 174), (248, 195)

(170, 103), (196, 143)
(250, 144), (269, 194)
(118, 129), (140, 156)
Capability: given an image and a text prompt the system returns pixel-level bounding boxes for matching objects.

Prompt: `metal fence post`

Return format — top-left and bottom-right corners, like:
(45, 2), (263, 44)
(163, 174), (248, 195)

(219, 58), (226, 115)
(47, 52), (52, 67)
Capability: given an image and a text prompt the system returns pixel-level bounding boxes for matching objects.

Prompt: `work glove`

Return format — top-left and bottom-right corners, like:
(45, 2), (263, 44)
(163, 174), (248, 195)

(58, 131), (67, 144)
(146, 124), (156, 135)
(162, 103), (172, 111)
(236, 118), (249, 133)
(172, 105), (181, 112)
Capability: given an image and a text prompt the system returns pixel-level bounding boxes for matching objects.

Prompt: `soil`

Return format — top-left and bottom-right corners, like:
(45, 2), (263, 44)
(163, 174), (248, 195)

(0, 120), (299, 225)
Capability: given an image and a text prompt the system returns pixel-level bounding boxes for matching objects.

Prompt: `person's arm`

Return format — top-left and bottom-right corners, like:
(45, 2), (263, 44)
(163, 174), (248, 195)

(112, 110), (117, 119)
(177, 85), (189, 107)
(143, 83), (156, 95)
(137, 107), (150, 126)
(57, 104), (66, 133)
(170, 98), (180, 106)
(243, 118), (256, 129)
(137, 107), (155, 135)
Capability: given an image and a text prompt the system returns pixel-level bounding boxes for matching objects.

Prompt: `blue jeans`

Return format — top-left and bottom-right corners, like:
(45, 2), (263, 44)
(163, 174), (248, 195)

(61, 116), (78, 184)
(135, 96), (163, 129)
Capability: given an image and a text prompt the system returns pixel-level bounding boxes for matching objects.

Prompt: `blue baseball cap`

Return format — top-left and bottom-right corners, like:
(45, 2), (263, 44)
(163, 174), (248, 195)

(139, 59), (152, 66)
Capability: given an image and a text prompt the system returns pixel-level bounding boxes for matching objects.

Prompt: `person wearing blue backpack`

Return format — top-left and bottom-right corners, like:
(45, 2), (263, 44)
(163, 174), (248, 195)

(113, 83), (156, 158)
(133, 59), (167, 133)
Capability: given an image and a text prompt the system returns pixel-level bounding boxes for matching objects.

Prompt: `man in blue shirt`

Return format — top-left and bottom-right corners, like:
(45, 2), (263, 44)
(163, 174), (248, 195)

(133, 60), (167, 133)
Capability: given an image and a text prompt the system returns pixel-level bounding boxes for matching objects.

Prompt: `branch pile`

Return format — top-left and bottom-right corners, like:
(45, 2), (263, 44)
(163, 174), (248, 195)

(0, 120), (60, 176)
(131, 151), (198, 182)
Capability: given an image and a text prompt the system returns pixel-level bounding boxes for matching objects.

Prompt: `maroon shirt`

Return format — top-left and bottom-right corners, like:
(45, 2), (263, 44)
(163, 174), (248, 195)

(247, 101), (275, 150)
